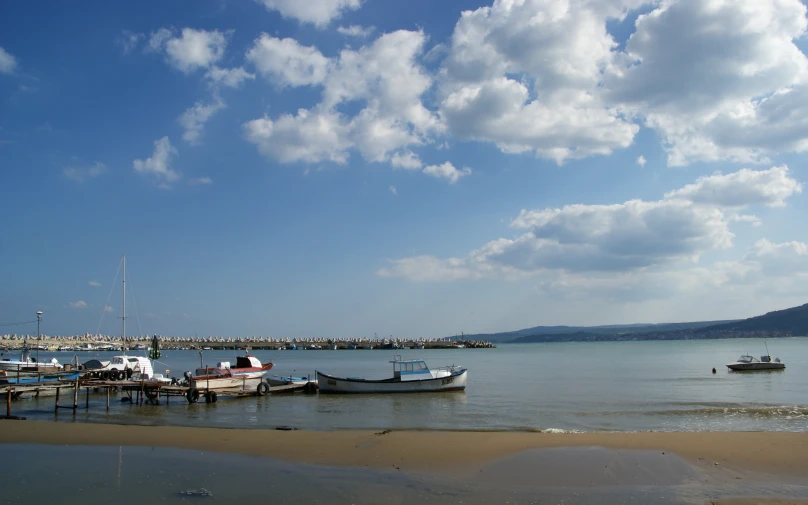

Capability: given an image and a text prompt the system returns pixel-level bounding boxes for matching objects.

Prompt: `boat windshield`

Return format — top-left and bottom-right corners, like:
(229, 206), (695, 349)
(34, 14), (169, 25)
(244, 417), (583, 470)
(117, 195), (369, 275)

(737, 355), (756, 363)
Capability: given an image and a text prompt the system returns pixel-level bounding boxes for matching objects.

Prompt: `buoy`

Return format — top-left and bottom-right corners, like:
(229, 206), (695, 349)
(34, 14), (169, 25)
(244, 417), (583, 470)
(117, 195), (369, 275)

(712, 368), (716, 374)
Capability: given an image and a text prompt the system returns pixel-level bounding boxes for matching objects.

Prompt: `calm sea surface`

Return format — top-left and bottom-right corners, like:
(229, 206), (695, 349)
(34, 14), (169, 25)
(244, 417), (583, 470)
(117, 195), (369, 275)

(10, 338), (808, 432)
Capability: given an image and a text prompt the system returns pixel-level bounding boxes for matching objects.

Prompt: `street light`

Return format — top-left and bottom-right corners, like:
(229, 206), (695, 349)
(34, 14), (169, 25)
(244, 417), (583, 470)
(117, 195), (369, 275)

(36, 311), (42, 366)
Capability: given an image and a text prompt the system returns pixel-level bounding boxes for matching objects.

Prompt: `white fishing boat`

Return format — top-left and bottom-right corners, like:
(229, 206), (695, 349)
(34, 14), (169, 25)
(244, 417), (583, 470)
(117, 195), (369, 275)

(194, 354), (274, 380)
(317, 356), (467, 393)
(726, 354), (785, 371)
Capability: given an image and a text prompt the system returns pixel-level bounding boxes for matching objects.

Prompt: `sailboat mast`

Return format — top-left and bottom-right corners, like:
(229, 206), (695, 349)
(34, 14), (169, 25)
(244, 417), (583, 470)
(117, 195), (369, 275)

(122, 254), (126, 354)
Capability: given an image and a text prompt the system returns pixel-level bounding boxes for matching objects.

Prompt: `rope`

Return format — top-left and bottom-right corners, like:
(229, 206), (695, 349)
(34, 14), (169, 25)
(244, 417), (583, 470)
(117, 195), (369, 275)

(125, 265), (144, 339)
(0, 319), (37, 327)
(95, 260), (121, 336)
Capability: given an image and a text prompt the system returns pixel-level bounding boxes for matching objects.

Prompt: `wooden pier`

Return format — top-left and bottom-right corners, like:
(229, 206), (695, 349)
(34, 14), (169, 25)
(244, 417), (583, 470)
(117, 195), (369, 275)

(1, 376), (317, 419)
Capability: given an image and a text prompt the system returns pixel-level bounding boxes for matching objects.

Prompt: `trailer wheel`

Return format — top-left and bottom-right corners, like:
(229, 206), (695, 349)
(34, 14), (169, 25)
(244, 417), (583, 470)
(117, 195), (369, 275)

(126, 369), (133, 379)
(256, 382), (269, 396)
(109, 368), (119, 381)
(101, 370), (110, 381)
(117, 370), (126, 381)
(186, 387), (200, 404)
(205, 391), (218, 403)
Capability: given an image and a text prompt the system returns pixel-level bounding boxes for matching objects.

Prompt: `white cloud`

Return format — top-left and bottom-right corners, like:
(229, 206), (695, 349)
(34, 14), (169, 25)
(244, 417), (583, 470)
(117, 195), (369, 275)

(179, 99), (225, 144)
(66, 300), (88, 310)
(664, 166), (802, 208)
(605, 0), (808, 165)
(257, 0), (362, 27)
(151, 28), (228, 73)
(337, 25), (375, 38)
(118, 30), (144, 54)
(379, 166), (800, 281)
(422, 162), (471, 184)
(148, 28), (173, 53)
(104, 305), (114, 313)
(438, 0), (640, 163)
(190, 176), (213, 185)
(636, 155), (646, 167)
(88, 280), (101, 288)
(390, 150), (423, 170)
(389, 185), (397, 196)
(63, 162), (107, 182)
(245, 30), (440, 169)
(244, 110), (351, 164)
(246, 35), (330, 87)
(0, 47), (17, 75)
(133, 136), (180, 187)
(205, 66), (255, 88)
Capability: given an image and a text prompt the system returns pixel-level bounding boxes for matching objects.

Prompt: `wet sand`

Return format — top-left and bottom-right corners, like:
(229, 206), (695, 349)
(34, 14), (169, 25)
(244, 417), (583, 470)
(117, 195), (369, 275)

(2, 421), (807, 481)
(3, 422), (808, 503)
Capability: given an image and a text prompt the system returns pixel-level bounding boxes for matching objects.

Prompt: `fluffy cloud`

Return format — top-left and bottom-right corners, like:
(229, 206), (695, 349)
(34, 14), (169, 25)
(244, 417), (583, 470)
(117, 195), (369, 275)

(378, 166), (800, 281)
(150, 28), (228, 73)
(179, 99), (225, 144)
(205, 66), (255, 88)
(133, 136), (180, 187)
(244, 31), (445, 173)
(636, 155), (646, 167)
(257, 0), (362, 27)
(246, 35), (330, 87)
(605, 0), (808, 165)
(88, 280), (101, 288)
(244, 110), (351, 164)
(438, 0), (639, 163)
(664, 166), (801, 208)
(337, 25), (375, 38)
(422, 162), (471, 184)
(66, 300), (88, 309)
(63, 162), (107, 182)
(0, 47), (17, 75)
(118, 30), (144, 54)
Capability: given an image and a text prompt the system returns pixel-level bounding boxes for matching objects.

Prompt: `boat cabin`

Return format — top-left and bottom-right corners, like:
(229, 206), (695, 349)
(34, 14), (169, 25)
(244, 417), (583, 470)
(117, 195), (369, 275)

(235, 355), (262, 369)
(391, 359), (432, 382)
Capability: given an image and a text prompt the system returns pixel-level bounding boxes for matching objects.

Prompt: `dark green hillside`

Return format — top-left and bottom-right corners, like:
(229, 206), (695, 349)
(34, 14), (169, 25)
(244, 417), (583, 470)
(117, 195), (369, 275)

(698, 303), (808, 335)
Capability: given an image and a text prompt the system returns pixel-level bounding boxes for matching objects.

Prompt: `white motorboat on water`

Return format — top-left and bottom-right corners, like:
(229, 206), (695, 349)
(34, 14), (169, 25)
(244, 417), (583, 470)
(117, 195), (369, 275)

(316, 356), (467, 393)
(726, 354), (785, 371)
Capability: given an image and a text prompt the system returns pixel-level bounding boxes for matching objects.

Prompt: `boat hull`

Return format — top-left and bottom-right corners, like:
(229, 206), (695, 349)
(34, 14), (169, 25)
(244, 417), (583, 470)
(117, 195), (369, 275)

(190, 375), (265, 391)
(316, 369), (467, 394)
(726, 362), (785, 371)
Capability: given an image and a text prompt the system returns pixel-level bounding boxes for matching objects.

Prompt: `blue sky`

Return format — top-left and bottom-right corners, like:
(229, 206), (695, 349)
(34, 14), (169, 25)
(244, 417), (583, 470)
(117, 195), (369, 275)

(2, 0), (808, 338)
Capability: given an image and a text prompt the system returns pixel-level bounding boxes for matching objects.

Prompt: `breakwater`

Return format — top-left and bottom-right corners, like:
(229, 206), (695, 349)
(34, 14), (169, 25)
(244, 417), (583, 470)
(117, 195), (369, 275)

(1, 334), (495, 351)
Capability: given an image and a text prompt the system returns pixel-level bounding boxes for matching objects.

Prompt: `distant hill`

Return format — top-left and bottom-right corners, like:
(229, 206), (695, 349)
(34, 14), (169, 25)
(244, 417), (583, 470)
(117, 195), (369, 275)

(457, 320), (739, 343)
(499, 302), (808, 344)
(696, 303), (808, 335)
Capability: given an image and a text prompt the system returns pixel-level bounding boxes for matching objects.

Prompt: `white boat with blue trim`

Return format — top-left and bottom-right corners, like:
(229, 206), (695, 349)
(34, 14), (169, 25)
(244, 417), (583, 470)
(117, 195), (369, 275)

(316, 356), (467, 393)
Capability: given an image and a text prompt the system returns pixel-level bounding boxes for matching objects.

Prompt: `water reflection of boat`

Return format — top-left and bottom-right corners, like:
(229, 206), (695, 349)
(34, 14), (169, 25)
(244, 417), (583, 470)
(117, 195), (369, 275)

(317, 356), (467, 394)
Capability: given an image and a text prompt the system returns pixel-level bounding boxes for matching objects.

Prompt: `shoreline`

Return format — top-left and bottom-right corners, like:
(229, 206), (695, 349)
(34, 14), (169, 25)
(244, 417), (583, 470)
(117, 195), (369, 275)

(2, 421), (808, 479)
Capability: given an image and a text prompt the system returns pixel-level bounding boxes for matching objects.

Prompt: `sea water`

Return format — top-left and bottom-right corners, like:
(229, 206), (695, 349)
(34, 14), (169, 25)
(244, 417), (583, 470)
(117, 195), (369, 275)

(9, 337), (808, 432)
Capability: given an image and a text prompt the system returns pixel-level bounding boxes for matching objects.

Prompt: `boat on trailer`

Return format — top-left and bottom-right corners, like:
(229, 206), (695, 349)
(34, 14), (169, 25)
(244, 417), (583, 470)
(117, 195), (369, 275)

(316, 356), (467, 393)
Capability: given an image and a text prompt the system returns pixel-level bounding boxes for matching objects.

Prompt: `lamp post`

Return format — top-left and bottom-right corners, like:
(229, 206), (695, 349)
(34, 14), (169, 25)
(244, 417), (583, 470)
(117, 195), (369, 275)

(36, 311), (42, 364)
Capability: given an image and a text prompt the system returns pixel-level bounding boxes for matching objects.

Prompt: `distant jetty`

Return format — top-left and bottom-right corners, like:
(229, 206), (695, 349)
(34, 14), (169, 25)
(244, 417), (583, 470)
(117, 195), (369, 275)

(0, 334), (495, 351)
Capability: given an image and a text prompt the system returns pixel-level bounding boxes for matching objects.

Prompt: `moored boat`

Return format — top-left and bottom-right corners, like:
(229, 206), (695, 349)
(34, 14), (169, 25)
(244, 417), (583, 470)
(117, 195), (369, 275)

(726, 354), (785, 371)
(317, 356), (467, 394)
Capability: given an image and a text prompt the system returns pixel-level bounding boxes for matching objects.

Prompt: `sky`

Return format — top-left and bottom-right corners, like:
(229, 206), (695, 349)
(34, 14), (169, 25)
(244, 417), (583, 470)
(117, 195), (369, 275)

(2, 0), (808, 339)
